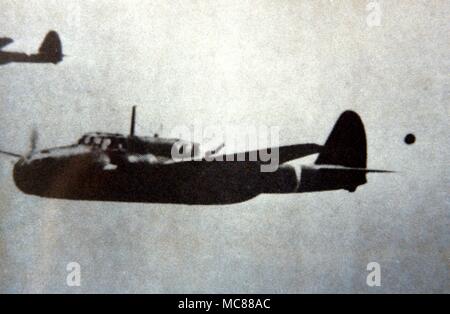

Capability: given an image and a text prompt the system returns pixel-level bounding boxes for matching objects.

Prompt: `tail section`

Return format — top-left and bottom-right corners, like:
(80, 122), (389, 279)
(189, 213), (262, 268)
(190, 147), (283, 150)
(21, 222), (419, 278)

(295, 111), (391, 193)
(38, 31), (63, 64)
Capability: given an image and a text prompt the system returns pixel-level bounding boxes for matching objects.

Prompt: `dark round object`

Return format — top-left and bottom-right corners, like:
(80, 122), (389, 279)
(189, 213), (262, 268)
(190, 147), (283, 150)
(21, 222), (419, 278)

(404, 133), (416, 145)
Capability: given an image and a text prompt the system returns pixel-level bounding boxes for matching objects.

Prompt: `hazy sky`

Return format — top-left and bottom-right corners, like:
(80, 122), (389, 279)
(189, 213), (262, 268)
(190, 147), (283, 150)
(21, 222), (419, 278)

(0, 0), (448, 293)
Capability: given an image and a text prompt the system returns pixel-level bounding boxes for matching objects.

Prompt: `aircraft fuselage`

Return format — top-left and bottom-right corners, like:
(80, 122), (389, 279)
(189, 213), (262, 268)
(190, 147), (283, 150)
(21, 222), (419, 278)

(0, 51), (59, 65)
(12, 145), (300, 205)
(6, 110), (381, 204)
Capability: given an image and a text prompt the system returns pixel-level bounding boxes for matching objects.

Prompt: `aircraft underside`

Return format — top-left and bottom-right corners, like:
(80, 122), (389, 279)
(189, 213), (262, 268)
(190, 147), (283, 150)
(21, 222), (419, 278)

(13, 156), (300, 204)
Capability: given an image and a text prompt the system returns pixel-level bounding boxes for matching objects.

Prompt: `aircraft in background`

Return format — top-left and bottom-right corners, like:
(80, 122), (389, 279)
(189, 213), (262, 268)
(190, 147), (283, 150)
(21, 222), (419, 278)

(0, 108), (391, 205)
(0, 31), (63, 65)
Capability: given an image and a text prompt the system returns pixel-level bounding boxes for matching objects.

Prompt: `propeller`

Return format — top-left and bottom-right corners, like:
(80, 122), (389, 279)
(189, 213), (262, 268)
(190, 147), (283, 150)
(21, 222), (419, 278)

(0, 150), (21, 158)
(28, 128), (39, 156)
(0, 128), (37, 159)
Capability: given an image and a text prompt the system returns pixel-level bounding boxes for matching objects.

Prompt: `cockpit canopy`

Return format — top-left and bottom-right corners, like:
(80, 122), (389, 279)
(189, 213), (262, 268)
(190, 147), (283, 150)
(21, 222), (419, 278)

(79, 133), (127, 151)
(78, 132), (200, 159)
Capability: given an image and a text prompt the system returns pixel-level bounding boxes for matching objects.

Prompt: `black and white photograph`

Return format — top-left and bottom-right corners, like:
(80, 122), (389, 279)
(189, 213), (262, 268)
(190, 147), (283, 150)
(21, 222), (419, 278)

(0, 0), (448, 297)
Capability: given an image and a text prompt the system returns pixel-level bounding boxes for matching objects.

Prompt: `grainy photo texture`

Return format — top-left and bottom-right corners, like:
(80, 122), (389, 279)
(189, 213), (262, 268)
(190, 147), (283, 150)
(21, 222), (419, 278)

(0, 0), (448, 293)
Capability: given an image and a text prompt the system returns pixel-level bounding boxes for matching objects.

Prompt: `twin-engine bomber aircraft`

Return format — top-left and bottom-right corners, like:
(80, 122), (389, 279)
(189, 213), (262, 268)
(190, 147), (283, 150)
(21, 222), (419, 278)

(0, 108), (391, 205)
(0, 31), (63, 65)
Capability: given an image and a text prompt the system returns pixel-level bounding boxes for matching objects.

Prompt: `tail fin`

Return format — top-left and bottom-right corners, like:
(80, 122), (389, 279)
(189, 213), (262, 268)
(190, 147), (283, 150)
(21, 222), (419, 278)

(295, 111), (368, 193)
(268, 111), (393, 194)
(0, 38), (13, 50)
(38, 31), (63, 64)
(315, 110), (367, 168)
(285, 111), (393, 194)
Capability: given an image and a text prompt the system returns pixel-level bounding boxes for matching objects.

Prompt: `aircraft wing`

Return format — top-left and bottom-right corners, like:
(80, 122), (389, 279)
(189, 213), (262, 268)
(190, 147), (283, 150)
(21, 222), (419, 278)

(0, 38), (13, 49)
(210, 143), (322, 164)
(161, 143), (321, 165)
